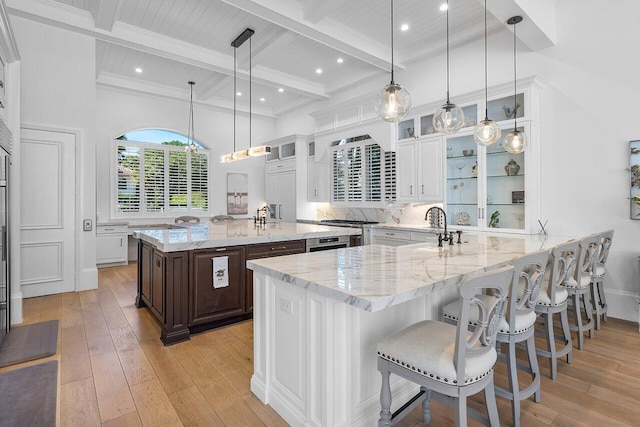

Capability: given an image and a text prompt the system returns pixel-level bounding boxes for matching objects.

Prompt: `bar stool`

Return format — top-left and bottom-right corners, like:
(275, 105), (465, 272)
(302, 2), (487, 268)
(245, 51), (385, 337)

(534, 240), (577, 380)
(442, 250), (549, 427)
(591, 230), (614, 330)
(174, 216), (200, 224)
(565, 235), (599, 350)
(376, 266), (514, 427)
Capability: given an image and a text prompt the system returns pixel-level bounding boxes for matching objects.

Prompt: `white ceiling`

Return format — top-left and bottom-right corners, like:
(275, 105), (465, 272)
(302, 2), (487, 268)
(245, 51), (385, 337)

(8, 0), (553, 117)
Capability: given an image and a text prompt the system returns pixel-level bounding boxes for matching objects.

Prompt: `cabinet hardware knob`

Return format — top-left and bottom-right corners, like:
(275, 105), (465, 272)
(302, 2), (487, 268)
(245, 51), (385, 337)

(156, 260), (160, 267)
(0, 80), (4, 89)
(422, 184), (424, 194)
(271, 246), (287, 251)
(410, 185), (413, 195)
(385, 232), (395, 236)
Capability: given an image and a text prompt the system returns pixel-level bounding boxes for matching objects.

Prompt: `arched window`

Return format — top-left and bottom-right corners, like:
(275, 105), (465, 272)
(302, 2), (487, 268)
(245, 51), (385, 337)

(114, 129), (209, 216)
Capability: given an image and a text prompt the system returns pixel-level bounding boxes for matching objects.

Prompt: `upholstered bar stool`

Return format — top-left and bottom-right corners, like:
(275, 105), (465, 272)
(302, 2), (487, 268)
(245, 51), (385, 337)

(591, 230), (614, 330)
(442, 250), (549, 427)
(376, 266), (514, 427)
(534, 240), (577, 380)
(565, 235), (599, 350)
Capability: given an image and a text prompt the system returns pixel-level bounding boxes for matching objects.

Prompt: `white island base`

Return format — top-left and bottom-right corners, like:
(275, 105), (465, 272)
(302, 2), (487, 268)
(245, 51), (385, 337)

(250, 271), (458, 426)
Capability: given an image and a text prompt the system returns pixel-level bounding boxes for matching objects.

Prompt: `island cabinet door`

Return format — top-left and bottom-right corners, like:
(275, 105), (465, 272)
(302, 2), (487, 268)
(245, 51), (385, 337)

(150, 251), (164, 319)
(138, 242), (153, 307)
(190, 246), (246, 326)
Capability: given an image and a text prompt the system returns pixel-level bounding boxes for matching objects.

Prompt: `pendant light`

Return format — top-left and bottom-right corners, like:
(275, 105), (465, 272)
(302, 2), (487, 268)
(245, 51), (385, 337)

(185, 81), (198, 154)
(502, 16), (526, 154)
(474, 0), (501, 146)
(374, 0), (411, 122)
(221, 28), (271, 163)
(433, 0), (464, 135)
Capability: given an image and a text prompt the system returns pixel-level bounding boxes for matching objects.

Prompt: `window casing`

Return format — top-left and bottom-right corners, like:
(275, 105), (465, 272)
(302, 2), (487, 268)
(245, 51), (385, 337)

(113, 140), (209, 217)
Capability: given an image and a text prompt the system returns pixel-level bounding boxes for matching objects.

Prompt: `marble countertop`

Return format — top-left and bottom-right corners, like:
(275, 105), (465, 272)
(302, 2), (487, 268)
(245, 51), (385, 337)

(133, 220), (360, 252)
(247, 232), (576, 312)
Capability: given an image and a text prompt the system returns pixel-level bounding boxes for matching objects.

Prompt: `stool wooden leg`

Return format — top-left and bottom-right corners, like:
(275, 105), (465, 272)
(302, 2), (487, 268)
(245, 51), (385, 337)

(583, 291), (595, 339)
(454, 397), (467, 427)
(572, 294), (585, 350)
(421, 387), (432, 425)
(507, 340), (521, 427)
(598, 280), (608, 322)
(526, 334), (541, 403)
(378, 361), (392, 426)
(560, 308), (573, 365)
(545, 312), (558, 380)
(485, 376), (500, 427)
(591, 281), (602, 330)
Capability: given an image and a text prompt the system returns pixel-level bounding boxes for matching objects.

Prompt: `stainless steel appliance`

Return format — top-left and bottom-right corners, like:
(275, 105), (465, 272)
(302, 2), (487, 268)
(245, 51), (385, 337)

(319, 219), (378, 247)
(306, 235), (350, 252)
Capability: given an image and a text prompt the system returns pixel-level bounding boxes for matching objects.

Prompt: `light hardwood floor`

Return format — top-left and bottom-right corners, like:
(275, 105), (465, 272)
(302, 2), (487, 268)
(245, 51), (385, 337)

(2, 262), (640, 426)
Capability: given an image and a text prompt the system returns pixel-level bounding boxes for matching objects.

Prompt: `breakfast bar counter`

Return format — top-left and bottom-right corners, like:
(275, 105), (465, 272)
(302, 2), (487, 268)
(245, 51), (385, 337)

(247, 232), (574, 426)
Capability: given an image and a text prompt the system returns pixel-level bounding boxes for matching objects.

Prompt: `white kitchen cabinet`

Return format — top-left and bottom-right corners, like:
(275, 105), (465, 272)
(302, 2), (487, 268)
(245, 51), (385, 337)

(396, 135), (444, 203)
(397, 104), (478, 143)
(307, 157), (330, 202)
(371, 228), (412, 246)
(266, 170), (296, 222)
(96, 224), (128, 267)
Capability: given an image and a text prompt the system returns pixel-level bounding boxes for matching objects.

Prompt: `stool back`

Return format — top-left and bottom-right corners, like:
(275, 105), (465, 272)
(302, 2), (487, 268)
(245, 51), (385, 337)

(596, 230), (614, 266)
(546, 240), (579, 304)
(455, 266), (513, 384)
(573, 235), (600, 286)
(505, 249), (549, 328)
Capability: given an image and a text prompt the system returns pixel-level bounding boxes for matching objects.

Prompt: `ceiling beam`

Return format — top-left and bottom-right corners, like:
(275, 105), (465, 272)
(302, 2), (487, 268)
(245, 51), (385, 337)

(197, 74), (232, 101)
(481, 0), (557, 50)
(6, 0), (329, 100)
(300, 0), (342, 25)
(220, 0), (402, 72)
(91, 0), (122, 32)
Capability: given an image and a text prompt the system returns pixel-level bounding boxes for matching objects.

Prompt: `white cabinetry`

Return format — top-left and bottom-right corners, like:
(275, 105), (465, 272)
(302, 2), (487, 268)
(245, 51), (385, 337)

(306, 140), (330, 202)
(266, 169), (296, 222)
(96, 224), (128, 267)
(396, 136), (443, 203)
(370, 228), (439, 246)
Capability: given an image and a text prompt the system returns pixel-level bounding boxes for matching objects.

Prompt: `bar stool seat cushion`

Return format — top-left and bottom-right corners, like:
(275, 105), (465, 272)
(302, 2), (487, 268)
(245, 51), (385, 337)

(533, 280), (568, 306)
(442, 295), (537, 334)
(376, 320), (496, 386)
(592, 264), (605, 277)
(565, 273), (591, 289)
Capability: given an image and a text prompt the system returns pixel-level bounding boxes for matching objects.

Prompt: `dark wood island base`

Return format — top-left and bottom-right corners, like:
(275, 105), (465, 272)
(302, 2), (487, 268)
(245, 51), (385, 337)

(136, 238), (305, 345)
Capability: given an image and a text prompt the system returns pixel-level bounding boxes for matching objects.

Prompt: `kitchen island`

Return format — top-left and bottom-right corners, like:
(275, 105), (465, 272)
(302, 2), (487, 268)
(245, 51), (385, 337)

(247, 232), (575, 427)
(133, 220), (360, 345)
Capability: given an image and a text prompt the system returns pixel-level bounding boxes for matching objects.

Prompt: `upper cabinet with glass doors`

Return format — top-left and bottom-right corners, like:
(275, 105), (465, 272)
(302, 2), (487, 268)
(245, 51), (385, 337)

(397, 103), (478, 143)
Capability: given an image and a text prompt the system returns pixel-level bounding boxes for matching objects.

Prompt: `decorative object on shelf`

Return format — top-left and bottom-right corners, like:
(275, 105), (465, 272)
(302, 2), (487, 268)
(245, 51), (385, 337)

(512, 190), (525, 204)
(406, 127), (414, 138)
(630, 140), (640, 218)
(433, 0), (464, 135)
(488, 210), (500, 228)
(462, 149), (474, 156)
(447, 145), (453, 158)
(221, 28), (271, 163)
(375, 0), (411, 122)
(184, 81), (198, 154)
(426, 126), (436, 134)
(464, 117), (476, 127)
(471, 162), (478, 177)
(503, 16), (527, 154)
(455, 211), (471, 226)
(505, 158), (520, 176)
(474, 0), (501, 147)
(502, 103), (520, 119)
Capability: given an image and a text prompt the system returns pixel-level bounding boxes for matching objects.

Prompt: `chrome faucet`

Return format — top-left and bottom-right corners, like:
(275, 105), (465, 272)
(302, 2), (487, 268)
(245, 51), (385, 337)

(425, 207), (461, 247)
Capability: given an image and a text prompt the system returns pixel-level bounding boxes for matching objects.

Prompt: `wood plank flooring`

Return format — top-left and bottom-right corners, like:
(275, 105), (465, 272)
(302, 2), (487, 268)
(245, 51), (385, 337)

(2, 262), (640, 426)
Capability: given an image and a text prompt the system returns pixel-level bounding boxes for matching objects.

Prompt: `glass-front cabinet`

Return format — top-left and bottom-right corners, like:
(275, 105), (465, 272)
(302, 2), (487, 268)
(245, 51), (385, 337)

(397, 103), (478, 143)
(445, 121), (537, 233)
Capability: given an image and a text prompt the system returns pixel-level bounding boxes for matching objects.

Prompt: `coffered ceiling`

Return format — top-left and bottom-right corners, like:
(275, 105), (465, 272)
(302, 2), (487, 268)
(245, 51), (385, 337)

(6, 0), (557, 117)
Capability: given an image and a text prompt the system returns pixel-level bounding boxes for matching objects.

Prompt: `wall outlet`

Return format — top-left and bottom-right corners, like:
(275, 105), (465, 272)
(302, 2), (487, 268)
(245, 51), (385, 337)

(83, 219), (92, 231)
(636, 298), (640, 312)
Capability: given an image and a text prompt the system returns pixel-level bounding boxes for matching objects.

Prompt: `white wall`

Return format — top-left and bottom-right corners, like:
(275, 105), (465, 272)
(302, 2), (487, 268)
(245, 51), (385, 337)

(96, 86), (276, 221)
(13, 16), (98, 291)
(276, 0), (640, 322)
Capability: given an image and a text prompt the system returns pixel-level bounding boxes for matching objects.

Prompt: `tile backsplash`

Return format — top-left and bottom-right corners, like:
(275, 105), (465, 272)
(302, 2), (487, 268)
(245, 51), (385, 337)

(316, 203), (442, 225)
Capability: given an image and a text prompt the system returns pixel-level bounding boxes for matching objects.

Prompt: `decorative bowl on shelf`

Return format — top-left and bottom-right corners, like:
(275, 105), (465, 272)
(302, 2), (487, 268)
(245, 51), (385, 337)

(455, 212), (471, 225)
(462, 149), (474, 157)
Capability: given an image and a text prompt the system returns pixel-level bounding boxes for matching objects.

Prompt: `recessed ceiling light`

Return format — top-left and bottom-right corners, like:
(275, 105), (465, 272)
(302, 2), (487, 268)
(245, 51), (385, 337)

(440, 3), (448, 11)
(337, 57), (344, 64)
(400, 23), (409, 32)
(260, 97), (265, 102)
(135, 67), (142, 73)
(316, 68), (323, 74)
(278, 88), (284, 93)
(236, 92), (242, 96)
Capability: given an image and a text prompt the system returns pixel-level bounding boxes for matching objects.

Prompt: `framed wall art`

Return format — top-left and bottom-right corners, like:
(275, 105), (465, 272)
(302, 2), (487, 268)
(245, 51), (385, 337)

(227, 172), (248, 215)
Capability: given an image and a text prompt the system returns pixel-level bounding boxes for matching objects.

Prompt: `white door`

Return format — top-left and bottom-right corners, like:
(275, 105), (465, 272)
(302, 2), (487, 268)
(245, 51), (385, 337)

(396, 142), (417, 202)
(418, 138), (443, 202)
(277, 171), (296, 222)
(20, 128), (76, 297)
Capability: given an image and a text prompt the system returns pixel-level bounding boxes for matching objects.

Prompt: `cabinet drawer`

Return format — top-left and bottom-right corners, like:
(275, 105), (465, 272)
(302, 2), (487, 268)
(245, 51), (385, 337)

(246, 239), (305, 259)
(371, 228), (412, 241)
(97, 225), (128, 234)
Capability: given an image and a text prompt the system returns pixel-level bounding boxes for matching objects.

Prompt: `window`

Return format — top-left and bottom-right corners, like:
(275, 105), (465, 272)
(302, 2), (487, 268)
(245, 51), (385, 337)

(114, 130), (209, 216)
(331, 138), (396, 206)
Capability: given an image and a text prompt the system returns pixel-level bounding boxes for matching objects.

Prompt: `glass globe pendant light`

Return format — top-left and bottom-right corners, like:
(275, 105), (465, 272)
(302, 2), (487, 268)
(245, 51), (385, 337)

(433, 0), (464, 135)
(503, 16), (526, 154)
(375, 0), (411, 122)
(474, 0), (500, 146)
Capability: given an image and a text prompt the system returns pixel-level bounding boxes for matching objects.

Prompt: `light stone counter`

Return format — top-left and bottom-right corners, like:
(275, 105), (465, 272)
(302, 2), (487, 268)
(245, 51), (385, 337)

(247, 232), (574, 312)
(132, 220), (360, 252)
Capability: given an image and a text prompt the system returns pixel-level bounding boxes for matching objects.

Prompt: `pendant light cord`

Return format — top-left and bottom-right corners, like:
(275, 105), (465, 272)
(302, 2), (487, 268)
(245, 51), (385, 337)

(249, 36), (252, 149)
(513, 19), (517, 130)
(446, 0), (450, 102)
(188, 83), (194, 146)
(483, 0), (488, 121)
(390, 0), (395, 84)
(233, 46), (237, 152)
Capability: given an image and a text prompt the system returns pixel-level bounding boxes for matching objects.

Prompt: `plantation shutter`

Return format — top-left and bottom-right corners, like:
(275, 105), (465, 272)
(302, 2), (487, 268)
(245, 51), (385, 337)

(347, 146), (362, 202)
(169, 151), (188, 210)
(384, 151), (396, 202)
(143, 148), (165, 212)
(332, 148), (346, 202)
(365, 144), (381, 201)
(191, 153), (208, 210)
(117, 145), (140, 212)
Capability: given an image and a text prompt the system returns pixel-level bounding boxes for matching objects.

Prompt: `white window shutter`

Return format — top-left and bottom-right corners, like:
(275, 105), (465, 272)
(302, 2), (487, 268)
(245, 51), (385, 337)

(117, 145), (140, 212)
(143, 148), (165, 212)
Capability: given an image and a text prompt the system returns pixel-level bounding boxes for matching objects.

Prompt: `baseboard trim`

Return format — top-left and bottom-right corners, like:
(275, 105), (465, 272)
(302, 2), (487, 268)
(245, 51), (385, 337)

(603, 288), (639, 324)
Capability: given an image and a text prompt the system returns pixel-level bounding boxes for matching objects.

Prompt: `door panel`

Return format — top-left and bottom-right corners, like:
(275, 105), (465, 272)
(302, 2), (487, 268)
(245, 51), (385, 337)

(20, 128), (75, 297)
(278, 171), (296, 222)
